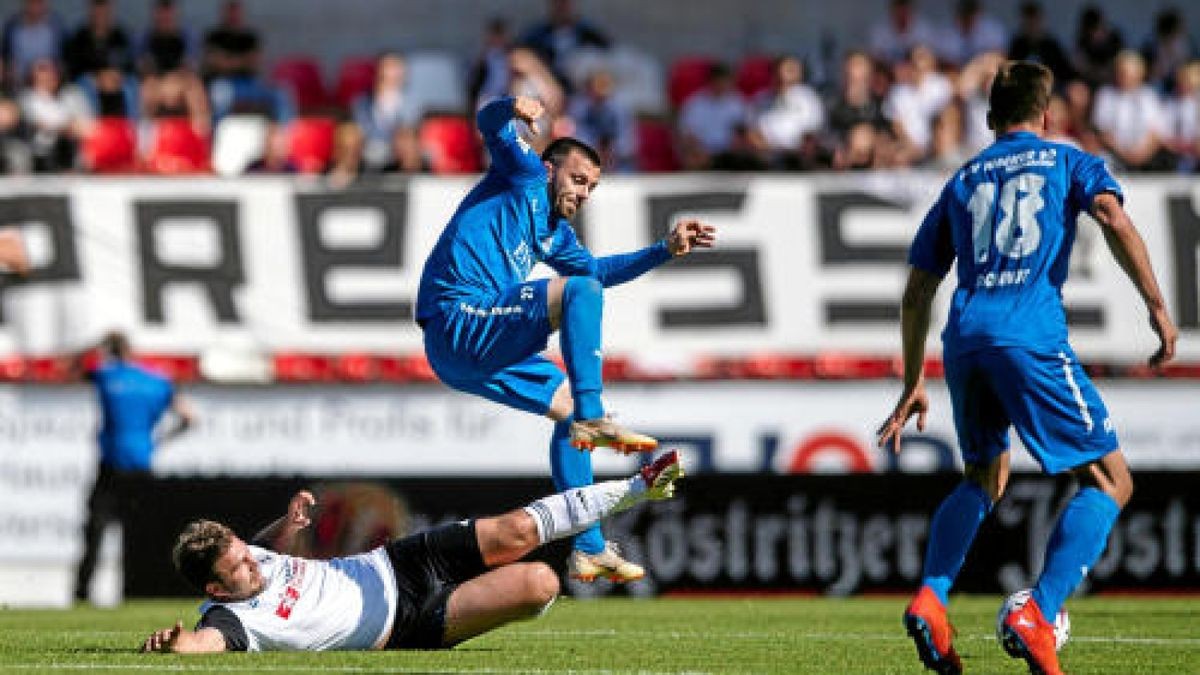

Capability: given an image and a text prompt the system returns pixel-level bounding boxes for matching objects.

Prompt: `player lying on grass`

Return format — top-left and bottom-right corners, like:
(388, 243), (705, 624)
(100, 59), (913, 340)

(140, 451), (683, 653)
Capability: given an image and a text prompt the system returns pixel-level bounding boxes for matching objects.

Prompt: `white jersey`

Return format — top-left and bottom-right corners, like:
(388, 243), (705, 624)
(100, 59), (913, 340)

(200, 545), (398, 652)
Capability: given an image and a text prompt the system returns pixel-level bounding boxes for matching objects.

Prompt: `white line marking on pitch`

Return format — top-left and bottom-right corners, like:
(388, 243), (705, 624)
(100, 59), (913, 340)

(521, 629), (1200, 645)
(0, 666), (709, 675)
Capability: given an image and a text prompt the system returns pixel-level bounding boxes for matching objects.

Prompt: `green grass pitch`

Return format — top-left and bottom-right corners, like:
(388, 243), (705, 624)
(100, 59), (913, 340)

(0, 596), (1197, 673)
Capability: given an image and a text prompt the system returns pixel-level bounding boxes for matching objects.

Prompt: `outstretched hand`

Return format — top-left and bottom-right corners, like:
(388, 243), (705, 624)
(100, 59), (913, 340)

(667, 219), (717, 257)
(1148, 308), (1177, 369)
(140, 620), (184, 653)
(876, 383), (929, 455)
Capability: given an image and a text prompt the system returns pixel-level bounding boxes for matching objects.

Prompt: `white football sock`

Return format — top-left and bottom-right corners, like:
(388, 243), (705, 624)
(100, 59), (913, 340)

(523, 475), (648, 545)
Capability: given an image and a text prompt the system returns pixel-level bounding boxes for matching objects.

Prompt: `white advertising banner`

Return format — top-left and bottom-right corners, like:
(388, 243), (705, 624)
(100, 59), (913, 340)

(0, 173), (1196, 362)
(2, 381), (1197, 558)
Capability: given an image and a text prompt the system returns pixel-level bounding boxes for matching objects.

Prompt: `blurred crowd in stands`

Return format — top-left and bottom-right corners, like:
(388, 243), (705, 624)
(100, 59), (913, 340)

(0, 0), (1196, 178)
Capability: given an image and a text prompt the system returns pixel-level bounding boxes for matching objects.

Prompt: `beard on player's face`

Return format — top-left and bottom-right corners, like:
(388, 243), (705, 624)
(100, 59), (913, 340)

(547, 151), (600, 221)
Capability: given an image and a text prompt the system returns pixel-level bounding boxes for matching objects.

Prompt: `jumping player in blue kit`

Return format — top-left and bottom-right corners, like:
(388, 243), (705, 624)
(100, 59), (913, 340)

(417, 95), (716, 583)
(877, 62), (1177, 675)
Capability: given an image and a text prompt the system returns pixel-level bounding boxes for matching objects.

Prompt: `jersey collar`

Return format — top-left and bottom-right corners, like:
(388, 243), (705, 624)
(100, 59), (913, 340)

(998, 131), (1040, 142)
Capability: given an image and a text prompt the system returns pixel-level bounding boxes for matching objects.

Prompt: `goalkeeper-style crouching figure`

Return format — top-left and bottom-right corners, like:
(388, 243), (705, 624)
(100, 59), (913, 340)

(140, 451), (682, 653)
(415, 94), (715, 582)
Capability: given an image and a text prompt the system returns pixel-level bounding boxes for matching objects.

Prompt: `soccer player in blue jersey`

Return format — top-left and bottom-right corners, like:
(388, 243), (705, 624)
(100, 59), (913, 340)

(416, 95), (715, 583)
(877, 62), (1177, 675)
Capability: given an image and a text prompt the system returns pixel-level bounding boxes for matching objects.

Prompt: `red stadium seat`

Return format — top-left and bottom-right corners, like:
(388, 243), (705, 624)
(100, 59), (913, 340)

(333, 56), (377, 108)
(419, 115), (481, 174)
(270, 56), (328, 111)
(667, 56), (717, 109)
(82, 117), (137, 172)
(287, 116), (336, 174)
(735, 54), (775, 99)
(145, 117), (210, 174)
(635, 117), (680, 172)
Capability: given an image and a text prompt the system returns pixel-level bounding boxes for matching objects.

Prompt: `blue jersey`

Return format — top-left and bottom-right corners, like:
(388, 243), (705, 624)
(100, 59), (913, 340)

(415, 97), (669, 322)
(90, 361), (174, 471)
(909, 131), (1122, 357)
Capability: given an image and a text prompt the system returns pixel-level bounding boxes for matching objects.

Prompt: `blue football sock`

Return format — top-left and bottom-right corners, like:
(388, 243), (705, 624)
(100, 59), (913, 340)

(1032, 487), (1120, 621)
(560, 276), (605, 421)
(921, 480), (993, 606)
(549, 418), (605, 554)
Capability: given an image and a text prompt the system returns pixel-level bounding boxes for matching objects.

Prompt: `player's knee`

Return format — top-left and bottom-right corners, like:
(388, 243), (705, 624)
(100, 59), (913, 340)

(501, 511), (542, 553)
(563, 276), (603, 306)
(521, 562), (560, 611)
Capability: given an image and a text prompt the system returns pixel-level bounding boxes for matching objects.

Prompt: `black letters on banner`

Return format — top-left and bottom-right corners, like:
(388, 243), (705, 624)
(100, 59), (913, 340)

(136, 200), (244, 324)
(816, 192), (1103, 327)
(295, 191), (410, 322)
(1168, 195), (1199, 329)
(646, 192), (766, 327)
(817, 192), (909, 323)
(0, 195), (80, 323)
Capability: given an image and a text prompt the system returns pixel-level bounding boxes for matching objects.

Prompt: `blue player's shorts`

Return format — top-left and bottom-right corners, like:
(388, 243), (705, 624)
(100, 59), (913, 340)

(944, 344), (1119, 474)
(422, 279), (565, 415)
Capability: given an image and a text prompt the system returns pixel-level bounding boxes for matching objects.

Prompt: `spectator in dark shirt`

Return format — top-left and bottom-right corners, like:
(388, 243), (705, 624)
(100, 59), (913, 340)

(2, 0), (66, 90)
(1073, 5), (1123, 89)
(1008, 2), (1073, 85)
(138, 0), (196, 76)
(1142, 9), (1196, 92)
(468, 17), (513, 113)
(203, 0), (259, 82)
(76, 59), (139, 120)
(520, 0), (610, 86)
(826, 51), (888, 139)
(62, 0), (132, 82)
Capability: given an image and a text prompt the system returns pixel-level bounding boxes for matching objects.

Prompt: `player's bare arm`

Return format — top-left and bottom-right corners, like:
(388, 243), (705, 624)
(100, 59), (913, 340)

(157, 393), (197, 445)
(877, 267), (942, 454)
(140, 620), (227, 654)
(667, 219), (717, 257)
(251, 490), (316, 554)
(1089, 192), (1178, 367)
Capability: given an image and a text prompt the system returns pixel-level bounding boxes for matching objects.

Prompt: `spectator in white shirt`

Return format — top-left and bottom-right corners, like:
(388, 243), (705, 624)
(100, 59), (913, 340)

(938, 0), (1009, 67)
(753, 55), (825, 168)
(1162, 61), (1200, 171)
(18, 57), (87, 172)
(1093, 50), (1168, 170)
(869, 0), (938, 66)
(885, 44), (952, 161)
(677, 62), (753, 169)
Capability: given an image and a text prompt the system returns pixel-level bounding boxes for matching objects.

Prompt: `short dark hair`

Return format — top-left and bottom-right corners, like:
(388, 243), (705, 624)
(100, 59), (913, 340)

(173, 520), (235, 593)
(987, 61), (1053, 131)
(101, 330), (131, 360)
(540, 137), (601, 168)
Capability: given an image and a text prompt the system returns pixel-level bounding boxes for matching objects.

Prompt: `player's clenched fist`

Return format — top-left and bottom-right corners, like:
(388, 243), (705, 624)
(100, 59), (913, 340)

(512, 96), (544, 132)
(668, 219), (717, 257)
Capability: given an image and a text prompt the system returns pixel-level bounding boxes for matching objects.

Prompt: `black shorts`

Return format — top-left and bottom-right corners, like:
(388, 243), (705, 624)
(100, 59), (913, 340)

(383, 520), (487, 649)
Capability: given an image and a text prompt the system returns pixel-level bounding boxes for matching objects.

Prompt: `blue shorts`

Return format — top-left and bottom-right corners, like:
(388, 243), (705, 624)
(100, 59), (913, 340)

(944, 345), (1119, 474)
(422, 279), (565, 415)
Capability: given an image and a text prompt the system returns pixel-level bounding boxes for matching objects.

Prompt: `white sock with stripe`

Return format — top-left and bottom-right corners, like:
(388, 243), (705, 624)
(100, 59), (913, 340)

(522, 476), (647, 544)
